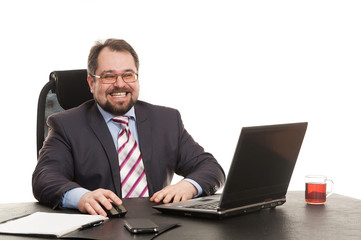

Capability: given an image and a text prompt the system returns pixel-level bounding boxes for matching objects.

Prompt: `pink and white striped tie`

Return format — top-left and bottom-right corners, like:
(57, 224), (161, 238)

(112, 116), (149, 198)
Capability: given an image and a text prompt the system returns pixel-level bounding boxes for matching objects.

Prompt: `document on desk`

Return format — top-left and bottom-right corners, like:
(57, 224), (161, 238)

(0, 211), (108, 238)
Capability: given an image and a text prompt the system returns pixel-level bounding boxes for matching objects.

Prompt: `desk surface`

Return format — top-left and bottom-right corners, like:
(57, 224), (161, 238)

(0, 191), (360, 240)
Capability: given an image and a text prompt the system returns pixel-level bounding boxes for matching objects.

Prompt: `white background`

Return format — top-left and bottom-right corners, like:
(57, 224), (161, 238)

(0, 0), (360, 203)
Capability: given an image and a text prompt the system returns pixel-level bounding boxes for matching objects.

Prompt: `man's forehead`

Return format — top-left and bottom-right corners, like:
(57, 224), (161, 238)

(97, 49), (136, 72)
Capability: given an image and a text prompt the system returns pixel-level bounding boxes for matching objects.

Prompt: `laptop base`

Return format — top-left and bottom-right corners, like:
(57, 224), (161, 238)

(153, 197), (286, 219)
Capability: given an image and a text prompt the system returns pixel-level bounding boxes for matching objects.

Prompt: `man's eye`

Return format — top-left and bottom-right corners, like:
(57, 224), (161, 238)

(122, 72), (133, 78)
(103, 74), (116, 79)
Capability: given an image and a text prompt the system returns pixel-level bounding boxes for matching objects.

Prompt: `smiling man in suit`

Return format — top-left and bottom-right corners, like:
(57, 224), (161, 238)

(32, 39), (225, 216)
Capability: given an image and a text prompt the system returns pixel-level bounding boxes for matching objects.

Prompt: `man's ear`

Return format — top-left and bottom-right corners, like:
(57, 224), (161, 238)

(87, 75), (94, 93)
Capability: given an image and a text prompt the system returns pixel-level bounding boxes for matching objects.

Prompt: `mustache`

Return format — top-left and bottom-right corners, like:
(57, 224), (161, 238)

(106, 87), (132, 94)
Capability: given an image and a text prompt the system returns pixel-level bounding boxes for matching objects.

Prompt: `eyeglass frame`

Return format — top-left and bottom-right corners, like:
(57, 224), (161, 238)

(90, 71), (139, 84)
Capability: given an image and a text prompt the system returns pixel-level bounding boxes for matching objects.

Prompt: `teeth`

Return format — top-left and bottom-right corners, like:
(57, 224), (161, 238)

(111, 92), (126, 97)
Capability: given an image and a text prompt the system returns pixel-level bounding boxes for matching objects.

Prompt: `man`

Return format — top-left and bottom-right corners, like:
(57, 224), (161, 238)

(32, 39), (225, 216)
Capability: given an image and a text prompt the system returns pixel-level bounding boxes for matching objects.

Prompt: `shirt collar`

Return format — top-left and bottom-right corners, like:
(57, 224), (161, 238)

(97, 104), (136, 123)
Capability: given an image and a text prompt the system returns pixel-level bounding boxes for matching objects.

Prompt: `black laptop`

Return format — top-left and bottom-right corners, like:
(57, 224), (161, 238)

(153, 122), (308, 219)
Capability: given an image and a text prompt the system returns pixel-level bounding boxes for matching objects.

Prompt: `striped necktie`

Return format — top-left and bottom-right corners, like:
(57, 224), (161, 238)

(112, 116), (149, 198)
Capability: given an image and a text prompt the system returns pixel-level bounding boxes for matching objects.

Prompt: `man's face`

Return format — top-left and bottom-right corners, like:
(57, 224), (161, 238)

(87, 47), (139, 116)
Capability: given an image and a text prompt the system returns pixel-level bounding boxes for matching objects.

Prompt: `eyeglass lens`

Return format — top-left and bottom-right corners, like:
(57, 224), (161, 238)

(101, 72), (137, 83)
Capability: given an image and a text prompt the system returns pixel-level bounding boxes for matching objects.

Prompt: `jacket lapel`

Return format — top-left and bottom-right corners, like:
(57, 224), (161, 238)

(134, 101), (154, 194)
(88, 103), (121, 196)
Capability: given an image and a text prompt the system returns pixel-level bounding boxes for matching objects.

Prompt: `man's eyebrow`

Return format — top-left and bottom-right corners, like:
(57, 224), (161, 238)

(100, 69), (136, 75)
(100, 70), (115, 74)
(122, 69), (136, 73)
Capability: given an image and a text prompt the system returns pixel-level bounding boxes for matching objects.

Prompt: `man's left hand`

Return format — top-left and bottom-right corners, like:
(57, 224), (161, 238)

(150, 181), (198, 203)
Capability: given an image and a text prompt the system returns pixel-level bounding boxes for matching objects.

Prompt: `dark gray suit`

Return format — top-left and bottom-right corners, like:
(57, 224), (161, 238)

(32, 100), (225, 209)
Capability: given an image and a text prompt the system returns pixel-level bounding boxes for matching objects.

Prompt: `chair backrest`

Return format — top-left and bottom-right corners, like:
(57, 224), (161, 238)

(36, 69), (93, 157)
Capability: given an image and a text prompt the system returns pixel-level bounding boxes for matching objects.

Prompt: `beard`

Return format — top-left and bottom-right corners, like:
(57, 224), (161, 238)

(100, 97), (137, 116)
(95, 86), (138, 116)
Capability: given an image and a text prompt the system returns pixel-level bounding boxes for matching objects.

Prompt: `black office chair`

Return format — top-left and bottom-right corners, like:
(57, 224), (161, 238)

(36, 69), (93, 157)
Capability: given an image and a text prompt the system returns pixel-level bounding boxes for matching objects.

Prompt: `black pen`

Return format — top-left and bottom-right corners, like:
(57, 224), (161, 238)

(79, 220), (105, 230)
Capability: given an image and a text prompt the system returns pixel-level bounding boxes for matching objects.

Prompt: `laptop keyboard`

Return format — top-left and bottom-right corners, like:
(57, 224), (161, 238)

(188, 201), (220, 210)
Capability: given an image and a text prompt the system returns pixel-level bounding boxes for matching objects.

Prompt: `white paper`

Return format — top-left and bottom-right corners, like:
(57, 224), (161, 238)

(0, 212), (108, 237)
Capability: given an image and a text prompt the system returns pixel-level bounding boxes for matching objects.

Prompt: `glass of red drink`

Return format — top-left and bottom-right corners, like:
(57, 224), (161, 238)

(305, 175), (334, 204)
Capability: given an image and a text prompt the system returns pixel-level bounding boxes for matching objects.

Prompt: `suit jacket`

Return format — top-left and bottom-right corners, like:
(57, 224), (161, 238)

(32, 100), (225, 209)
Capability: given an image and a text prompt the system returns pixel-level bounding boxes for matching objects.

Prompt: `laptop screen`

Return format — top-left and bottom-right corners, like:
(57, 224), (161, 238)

(219, 123), (307, 210)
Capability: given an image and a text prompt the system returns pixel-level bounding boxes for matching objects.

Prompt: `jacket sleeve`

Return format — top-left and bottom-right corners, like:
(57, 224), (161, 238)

(174, 110), (226, 196)
(32, 114), (81, 209)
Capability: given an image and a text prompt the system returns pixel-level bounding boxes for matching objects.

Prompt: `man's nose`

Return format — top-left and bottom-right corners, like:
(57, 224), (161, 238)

(113, 75), (127, 87)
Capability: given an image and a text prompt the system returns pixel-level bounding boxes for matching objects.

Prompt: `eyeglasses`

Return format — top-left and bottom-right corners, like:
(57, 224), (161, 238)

(91, 72), (138, 84)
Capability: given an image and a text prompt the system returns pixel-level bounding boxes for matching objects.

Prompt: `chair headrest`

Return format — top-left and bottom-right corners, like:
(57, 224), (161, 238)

(50, 69), (93, 110)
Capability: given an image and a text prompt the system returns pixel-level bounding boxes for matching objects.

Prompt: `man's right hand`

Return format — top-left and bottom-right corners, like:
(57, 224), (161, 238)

(78, 188), (122, 216)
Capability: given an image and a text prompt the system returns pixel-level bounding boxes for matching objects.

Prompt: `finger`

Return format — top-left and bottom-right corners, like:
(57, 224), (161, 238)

(149, 191), (160, 201)
(84, 199), (108, 216)
(163, 191), (176, 204)
(79, 192), (94, 213)
(79, 190), (110, 216)
(88, 198), (108, 216)
(153, 191), (166, 203)
(93, 189), (122, 209)
(84, 202), (97, 215)
(106, 191), (123, 206)
(173, 194), (181, 203)
(97, 195), (113, 210)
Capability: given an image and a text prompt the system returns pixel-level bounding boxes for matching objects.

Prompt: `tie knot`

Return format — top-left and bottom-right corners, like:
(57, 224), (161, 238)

(112, 116), (130, 127)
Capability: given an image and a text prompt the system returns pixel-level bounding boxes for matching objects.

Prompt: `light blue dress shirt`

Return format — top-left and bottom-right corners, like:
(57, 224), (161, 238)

(62, 105), (202, 209)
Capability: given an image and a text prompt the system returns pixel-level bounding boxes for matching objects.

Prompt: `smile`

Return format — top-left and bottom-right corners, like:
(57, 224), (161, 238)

(110, 92), (127, 97)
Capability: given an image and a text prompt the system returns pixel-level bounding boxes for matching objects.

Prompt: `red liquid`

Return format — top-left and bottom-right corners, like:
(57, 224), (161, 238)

(305, 183), (326, 204)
